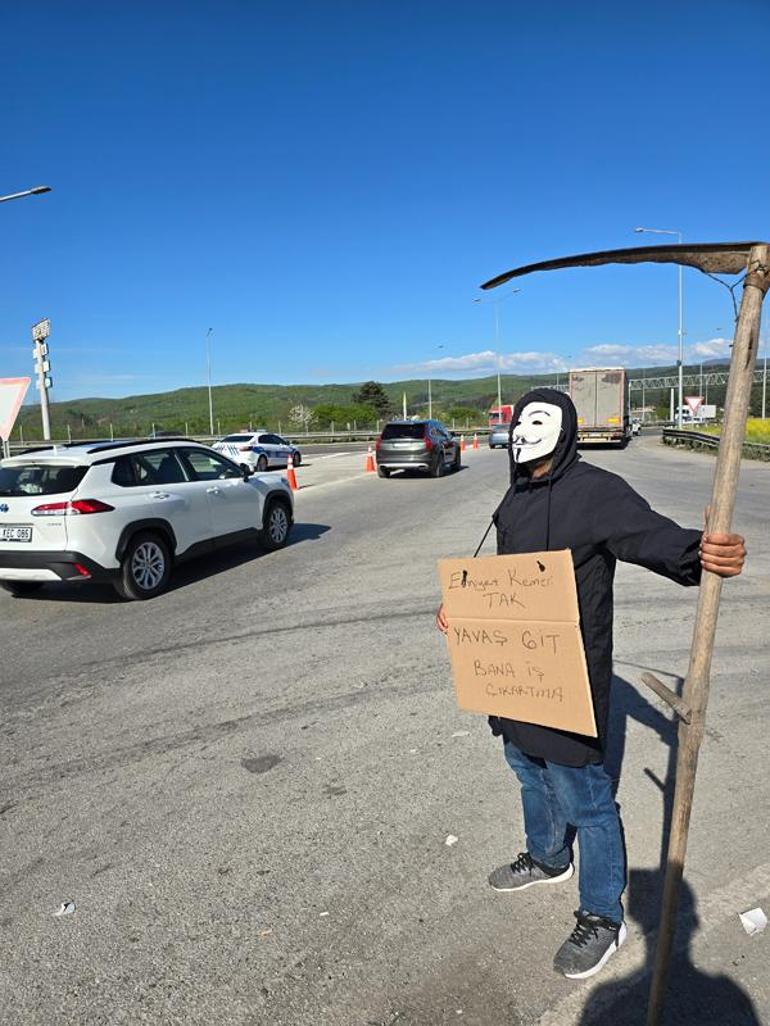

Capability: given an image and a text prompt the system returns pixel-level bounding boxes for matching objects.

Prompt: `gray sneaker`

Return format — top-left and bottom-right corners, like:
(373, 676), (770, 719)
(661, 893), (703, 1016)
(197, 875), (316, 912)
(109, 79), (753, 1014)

(488, 851), (574, 892)
(553, 910), (627, 979)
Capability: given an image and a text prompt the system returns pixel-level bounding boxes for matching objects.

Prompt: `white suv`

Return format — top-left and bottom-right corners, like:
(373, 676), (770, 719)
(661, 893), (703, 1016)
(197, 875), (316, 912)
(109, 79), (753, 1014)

(0, 438), (294, 601)
(213, 432), (302, 472)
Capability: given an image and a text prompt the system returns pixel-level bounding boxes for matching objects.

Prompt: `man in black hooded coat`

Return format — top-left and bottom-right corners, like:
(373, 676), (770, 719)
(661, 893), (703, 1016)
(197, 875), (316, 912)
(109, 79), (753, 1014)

(436, 387), (746, 980)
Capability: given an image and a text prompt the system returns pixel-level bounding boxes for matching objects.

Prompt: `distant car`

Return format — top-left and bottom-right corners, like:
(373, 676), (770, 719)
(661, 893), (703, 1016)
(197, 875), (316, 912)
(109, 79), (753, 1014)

(0, 439), (294, 601)
(489, 424), (511, 449)
(213, 432), (302, 473)
(375, 420), (461, 478)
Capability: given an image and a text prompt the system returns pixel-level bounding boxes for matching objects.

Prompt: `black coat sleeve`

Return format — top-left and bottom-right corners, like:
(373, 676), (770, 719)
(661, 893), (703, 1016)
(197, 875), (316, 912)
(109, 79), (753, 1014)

(592, 475), (702, 586)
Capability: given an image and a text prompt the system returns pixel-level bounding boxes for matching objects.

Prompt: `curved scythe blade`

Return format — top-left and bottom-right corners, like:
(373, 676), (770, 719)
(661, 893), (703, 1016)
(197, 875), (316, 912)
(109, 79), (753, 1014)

(480, 241), (767, 290)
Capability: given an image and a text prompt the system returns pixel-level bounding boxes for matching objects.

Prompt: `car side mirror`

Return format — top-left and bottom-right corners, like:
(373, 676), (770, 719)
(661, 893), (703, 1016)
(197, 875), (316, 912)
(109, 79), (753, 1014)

(242, 466), (253, 479)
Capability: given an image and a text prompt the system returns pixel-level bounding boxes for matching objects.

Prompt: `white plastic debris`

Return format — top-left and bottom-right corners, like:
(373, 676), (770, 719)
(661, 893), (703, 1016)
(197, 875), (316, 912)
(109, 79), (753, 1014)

(451, 730), (470, 738)
(739, 907), (767, 936)
(319, 911), (330, 917)
(53, 901), (76, 917)
(445, 834), (459, 847)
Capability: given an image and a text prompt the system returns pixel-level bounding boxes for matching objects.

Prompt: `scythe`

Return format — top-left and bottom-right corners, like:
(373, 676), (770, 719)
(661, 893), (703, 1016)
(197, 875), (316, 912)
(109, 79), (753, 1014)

(481, 242), (770, 1025)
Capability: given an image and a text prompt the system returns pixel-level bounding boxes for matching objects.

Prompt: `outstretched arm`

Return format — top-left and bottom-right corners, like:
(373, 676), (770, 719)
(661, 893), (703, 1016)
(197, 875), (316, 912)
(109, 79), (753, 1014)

(595, 478), (745, 584)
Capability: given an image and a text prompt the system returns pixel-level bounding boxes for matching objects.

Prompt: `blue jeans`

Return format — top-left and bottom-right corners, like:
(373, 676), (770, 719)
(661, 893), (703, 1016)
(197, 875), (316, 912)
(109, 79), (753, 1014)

(504, 741), (626, 924)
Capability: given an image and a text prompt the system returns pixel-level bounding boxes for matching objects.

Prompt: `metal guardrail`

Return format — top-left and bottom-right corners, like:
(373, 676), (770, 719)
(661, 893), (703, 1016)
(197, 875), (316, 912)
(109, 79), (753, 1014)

(662, 428), (770, 460)
(4, 425), (497, 454)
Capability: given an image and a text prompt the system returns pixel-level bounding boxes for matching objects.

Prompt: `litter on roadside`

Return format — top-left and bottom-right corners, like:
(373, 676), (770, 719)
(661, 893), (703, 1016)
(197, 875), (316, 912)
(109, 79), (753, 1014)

(445, 835), (459, 847)
(739, 907), (767, 936)
(451, 730), (470, 738)
(53, 901), (76, 917)
(319, 911), (330, 917)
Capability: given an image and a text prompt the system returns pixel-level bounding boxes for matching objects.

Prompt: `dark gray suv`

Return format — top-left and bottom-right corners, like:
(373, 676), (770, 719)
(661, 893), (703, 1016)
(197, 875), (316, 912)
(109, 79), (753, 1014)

(375, 420), (461, 478)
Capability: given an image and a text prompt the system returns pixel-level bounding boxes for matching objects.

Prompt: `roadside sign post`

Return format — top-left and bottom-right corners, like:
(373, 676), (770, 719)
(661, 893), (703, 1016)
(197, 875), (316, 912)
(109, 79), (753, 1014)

(32, 318), (53, 440)
(479, 240), (769, 1026)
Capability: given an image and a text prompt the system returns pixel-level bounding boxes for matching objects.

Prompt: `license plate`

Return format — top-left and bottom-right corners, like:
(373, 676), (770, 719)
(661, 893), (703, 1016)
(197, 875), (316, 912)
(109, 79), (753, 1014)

(0, 526), (32, 542)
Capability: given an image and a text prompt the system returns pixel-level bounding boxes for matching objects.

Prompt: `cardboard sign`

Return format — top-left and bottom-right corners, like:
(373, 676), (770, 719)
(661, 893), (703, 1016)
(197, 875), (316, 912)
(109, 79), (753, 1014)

(438, 550), (597, 737)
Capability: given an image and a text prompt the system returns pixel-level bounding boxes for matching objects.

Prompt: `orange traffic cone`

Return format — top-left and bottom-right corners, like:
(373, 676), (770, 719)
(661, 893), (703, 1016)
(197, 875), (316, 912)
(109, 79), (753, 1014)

(460, 434), (466, 452)
(473, 433), (479, 450)
(365, 445), (376, 472)
(286, 454), (299, 491)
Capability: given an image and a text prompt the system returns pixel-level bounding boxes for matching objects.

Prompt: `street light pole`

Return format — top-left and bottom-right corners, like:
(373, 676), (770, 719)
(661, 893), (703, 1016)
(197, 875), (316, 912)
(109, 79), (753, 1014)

(205, 328), (214, 435)
(634, 227), (684, 427)
(427, 344), (444, 419)
(473, 287), (521, 415)
(763, 340), (767, 419)
(0, 185), (51, 204)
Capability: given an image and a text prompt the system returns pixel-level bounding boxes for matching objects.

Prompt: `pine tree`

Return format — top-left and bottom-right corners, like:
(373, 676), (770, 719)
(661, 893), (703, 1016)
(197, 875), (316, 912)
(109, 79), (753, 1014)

(352, 381), (391, 417)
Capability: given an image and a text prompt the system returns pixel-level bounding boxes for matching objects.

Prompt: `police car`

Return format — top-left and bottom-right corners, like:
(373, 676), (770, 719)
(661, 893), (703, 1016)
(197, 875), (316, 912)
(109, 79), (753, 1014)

(213, 432), (302, 473)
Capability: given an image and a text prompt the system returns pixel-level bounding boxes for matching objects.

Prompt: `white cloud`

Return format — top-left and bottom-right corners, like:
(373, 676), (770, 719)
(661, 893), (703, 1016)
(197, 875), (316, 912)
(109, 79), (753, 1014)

(399, 349), (569, 375)
(690, 337), (731, 358)
(580, 343), (678, 366)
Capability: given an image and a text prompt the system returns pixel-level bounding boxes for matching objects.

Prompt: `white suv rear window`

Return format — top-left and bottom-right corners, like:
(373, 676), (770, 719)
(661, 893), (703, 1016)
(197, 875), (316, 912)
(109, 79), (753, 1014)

(0, 463), (88, 496)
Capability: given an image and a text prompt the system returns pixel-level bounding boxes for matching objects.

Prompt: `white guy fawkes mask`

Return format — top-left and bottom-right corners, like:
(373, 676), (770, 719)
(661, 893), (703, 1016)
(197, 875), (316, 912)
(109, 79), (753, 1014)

(511, 401), (563, 464)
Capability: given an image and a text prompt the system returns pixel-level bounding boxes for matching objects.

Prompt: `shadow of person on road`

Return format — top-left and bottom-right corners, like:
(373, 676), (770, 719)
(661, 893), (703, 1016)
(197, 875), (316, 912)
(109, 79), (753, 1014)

(575, 870), (761, 1026)
(574, 673), (760, 1025)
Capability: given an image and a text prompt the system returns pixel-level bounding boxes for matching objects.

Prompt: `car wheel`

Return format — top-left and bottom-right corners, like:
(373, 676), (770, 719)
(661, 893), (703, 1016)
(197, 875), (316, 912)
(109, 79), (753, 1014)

(0, 581), (44, 597)
(430, 453), (444, 478)
(453, 448), (462, 472)
(256, 454), (269, 472)
(259, 498), (292, 551)
(377, 465), (390, 478)
(292, 450), (302, 467)
(114, 531), (171, 601)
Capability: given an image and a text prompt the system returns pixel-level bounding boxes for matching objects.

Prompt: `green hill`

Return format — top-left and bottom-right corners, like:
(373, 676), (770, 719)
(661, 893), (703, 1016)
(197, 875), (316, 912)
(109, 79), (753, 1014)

(12, 363), (748, 442)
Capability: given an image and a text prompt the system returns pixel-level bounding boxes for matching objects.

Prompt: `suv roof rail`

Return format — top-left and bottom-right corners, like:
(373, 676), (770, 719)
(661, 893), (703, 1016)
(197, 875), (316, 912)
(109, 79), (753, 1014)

(84, 436), (201, 454)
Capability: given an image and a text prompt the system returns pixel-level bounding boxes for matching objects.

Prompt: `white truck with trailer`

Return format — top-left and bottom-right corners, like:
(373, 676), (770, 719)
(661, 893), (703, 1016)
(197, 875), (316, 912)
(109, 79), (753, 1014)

(568, 367), (630, 447)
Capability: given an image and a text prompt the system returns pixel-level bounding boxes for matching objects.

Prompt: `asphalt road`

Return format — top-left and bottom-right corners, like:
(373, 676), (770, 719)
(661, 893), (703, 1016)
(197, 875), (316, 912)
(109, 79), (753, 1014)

(1, 437), (768, 1026)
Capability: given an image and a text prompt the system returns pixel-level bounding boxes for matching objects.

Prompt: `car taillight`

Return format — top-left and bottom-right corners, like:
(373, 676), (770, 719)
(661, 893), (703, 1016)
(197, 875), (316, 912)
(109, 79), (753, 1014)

(375, 438), (382, 451)
(31, 499), (115, 517)
(425, 435), (433, 450)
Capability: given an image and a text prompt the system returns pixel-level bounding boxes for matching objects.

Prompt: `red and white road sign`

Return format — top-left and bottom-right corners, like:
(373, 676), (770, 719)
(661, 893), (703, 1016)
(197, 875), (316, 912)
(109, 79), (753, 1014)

(685, 395), (704, 415)
(0, 377), (31, 441)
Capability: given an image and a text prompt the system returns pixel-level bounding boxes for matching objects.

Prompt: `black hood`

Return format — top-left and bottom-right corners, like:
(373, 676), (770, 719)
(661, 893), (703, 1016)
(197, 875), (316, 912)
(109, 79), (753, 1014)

(507, 387), (579, 485)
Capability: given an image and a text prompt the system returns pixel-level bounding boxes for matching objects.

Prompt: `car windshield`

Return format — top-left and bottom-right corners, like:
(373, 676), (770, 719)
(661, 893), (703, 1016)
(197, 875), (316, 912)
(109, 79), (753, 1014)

(0, 463), (88, 496)
(381, 423), (427, 440)
(221, 434), (253, 442)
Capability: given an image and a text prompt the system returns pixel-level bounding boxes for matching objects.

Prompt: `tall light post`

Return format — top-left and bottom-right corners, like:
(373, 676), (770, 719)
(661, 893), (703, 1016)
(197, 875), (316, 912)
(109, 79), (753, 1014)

(205, 328), (214, 435)
(555, 355), (572, 391)
(473, 287), (521, 412)
(2, 187), (53, 440)
(427, 344), (444, 419)
(763, 337), (768, 420)
(0, 185), (51, 204)
(634, 226), (684, 427)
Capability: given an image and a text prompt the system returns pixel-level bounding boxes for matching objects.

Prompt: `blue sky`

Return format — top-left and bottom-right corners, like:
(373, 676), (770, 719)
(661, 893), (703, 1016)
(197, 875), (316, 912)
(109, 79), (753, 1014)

(1, 0), (768, 400)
